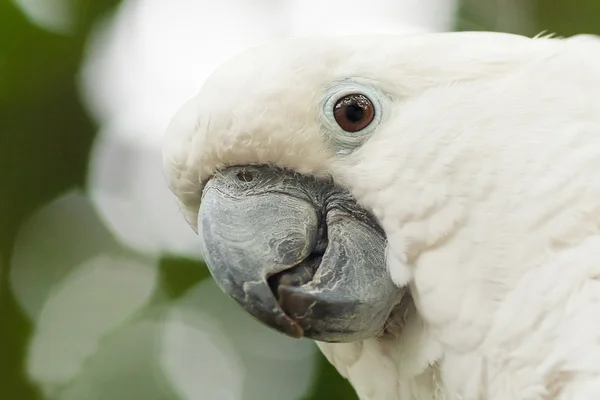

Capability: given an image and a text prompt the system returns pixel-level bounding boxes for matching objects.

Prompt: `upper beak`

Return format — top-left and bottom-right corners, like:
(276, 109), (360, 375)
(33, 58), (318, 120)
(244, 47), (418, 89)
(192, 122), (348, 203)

(198, 165), (402, 343)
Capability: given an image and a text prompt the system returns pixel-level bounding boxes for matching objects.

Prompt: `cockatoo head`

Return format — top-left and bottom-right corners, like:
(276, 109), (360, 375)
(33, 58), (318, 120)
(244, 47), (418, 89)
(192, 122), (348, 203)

(163, 32), (550, 342)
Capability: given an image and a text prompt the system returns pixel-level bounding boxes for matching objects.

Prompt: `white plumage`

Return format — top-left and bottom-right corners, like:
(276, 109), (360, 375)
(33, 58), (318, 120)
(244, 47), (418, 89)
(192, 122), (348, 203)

(163, 31), (600, 399)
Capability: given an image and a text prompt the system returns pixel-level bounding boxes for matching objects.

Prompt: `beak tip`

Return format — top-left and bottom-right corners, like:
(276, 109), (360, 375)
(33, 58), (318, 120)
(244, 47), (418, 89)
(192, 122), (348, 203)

(290, 323), (304, 339)
(274, 313), (304, 338)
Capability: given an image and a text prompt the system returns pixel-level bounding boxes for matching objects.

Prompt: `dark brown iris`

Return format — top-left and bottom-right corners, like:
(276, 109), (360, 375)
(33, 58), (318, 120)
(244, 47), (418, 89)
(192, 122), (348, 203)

(333, 94), (375, 132)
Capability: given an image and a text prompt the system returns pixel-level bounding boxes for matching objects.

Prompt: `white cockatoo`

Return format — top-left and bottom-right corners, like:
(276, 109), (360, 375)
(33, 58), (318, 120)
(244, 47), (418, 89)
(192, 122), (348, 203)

(162, 31), (600, 399)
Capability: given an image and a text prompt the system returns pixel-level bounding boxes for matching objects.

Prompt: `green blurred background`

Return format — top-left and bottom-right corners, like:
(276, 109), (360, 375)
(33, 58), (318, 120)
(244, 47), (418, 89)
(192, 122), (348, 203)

(1, 0), (599, 399)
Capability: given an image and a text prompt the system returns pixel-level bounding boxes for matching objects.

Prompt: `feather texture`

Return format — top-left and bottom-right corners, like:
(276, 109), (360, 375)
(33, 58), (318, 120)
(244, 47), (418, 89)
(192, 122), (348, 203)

(163, 32), (600, 399)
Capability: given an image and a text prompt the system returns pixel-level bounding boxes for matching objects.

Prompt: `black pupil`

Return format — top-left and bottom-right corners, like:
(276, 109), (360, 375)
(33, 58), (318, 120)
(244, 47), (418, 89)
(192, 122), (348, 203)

(345, 103), (364, 122)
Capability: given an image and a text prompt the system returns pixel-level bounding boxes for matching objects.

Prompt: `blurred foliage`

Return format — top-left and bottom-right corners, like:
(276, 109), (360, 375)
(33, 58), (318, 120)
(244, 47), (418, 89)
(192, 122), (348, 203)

(159, 257), (211, 300)
(457, 0), (600, 36)
(536, 0), (600, 36)
(1, 0), (600, 399)
(304, 357), (358, 400)
(0, 1), (121, 398)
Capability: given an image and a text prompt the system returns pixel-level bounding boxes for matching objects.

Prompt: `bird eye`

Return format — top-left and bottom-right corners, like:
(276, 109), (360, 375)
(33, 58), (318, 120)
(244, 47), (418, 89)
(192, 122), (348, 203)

(333, 94), (375, 133)
(322, 83), (385, 152)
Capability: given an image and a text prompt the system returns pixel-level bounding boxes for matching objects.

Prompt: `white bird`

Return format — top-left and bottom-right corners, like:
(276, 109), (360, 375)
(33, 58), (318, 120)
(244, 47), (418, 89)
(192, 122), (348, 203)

(162, 31), (600, 399)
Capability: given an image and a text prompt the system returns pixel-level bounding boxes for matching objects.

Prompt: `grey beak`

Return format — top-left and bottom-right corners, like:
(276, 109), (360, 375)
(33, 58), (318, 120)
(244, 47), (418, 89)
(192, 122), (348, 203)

(198, 165), (402, 343)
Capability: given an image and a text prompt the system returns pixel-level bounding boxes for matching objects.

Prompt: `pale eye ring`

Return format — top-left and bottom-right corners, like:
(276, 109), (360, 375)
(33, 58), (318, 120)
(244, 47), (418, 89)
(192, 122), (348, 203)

(322, 82), (386, 153)
(333, 94), (376, 132)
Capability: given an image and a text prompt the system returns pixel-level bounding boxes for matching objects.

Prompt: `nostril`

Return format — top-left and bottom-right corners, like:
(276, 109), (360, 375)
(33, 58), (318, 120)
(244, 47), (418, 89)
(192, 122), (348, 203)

(235, 170), (255, 182)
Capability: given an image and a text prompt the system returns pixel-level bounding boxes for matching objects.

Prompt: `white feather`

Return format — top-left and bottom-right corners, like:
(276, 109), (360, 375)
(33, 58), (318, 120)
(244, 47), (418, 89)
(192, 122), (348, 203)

(163, 31), (600, 399)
